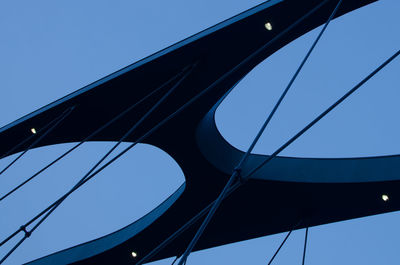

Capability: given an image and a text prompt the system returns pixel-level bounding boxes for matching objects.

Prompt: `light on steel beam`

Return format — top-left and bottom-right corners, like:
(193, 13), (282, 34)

(30, 128), (37, 134)
(131, 251), (137, 258)
(382, 194), (389, 202)
(264, 22), (272, 31)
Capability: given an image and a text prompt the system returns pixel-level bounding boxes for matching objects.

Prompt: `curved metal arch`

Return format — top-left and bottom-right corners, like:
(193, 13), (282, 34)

(198, 103), (400, 184)
(0, 0), (397, 264)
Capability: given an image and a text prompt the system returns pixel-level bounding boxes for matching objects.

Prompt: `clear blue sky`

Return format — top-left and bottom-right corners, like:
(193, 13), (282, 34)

(0, 0), (399, 264)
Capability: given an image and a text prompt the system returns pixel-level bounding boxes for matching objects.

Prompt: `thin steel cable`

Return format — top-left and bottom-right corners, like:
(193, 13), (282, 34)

(0, 106), (75, 176)
(136, 49), (400, 265)
(302, 228), (309, 265)
(267, 231), (293, 265)
(0, 64), (194, 255)
(243, 49), (400, 180)
(267, 220), (303, 265)
(0, 235), (25, 264)
(176, 2), (343, 264)
(0, 66), (190, 203)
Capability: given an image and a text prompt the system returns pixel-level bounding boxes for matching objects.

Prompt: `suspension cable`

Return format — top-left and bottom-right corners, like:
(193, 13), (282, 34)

(0, 64), (195, 262)
(267, 219), (304, 265)
(302, 228), (309, 265)
(136, 49), (400, 264)
(0, 66), (190, 203)
(0, 106), (75, 176)
(267, 231), (292, 265)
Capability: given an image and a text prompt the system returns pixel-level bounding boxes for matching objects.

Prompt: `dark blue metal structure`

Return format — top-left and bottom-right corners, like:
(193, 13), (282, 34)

(0, 0), (398, 264)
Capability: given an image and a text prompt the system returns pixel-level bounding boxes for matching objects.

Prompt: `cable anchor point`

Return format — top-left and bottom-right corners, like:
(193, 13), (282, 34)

(20, 225), (31, 238)
(233, 167), (245, 184)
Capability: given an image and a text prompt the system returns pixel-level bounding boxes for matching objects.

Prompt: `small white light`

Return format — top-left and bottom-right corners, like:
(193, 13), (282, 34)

(30, 128), (37, 134)
(382, 194), (389, 202)
(264, 22), (272, 31)
(131, 251), (137, 258)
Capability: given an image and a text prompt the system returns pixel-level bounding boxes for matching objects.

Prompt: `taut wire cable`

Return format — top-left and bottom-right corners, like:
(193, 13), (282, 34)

(302, 228), (309, 265)
(267, 230), (293, 265)
(267, 220), (304, 265)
